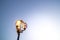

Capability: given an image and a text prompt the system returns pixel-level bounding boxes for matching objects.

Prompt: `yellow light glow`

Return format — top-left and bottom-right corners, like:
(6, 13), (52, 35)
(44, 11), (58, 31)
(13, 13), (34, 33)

(16, 20), (27, 33)
(16, 20), (21, 26)
(18, 26), (20, 29)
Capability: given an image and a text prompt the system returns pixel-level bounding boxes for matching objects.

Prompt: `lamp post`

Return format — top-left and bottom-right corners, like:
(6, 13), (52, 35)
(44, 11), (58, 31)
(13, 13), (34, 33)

(15, 20), (27, 40)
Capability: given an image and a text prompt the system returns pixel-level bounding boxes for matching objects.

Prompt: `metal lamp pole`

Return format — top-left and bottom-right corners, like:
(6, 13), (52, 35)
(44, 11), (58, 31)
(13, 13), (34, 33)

(16, 20), (27, 40)
(17, 32), (20, 40)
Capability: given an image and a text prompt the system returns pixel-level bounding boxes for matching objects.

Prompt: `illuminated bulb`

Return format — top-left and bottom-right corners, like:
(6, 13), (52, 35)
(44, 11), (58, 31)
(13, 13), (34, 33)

(16, 20), (27, 33)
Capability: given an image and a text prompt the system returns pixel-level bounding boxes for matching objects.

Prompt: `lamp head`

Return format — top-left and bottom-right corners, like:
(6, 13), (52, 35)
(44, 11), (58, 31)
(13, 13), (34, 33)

(16, 20), (27, 33)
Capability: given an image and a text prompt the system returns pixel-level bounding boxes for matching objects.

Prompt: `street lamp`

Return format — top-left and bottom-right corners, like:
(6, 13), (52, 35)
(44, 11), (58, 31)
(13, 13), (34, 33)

(15, 20), (27, 40)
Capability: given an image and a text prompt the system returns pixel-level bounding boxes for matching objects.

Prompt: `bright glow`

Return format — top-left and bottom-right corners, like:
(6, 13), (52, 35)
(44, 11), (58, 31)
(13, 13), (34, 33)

(27, 14), (59, 40)
(16, 20), (27, 31)
(16, 20), (21, 27)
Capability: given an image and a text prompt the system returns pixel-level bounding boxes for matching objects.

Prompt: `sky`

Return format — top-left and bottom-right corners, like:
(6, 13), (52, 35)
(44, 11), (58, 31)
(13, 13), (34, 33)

(0, 0), (60, 40)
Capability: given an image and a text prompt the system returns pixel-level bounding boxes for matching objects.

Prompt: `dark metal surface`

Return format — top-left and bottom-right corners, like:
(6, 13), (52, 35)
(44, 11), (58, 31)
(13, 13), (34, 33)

(17, 33), (20, 40)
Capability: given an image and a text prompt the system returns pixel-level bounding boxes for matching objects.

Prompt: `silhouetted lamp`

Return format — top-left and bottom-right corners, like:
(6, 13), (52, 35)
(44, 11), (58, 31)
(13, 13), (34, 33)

(15, 20), (27, 40)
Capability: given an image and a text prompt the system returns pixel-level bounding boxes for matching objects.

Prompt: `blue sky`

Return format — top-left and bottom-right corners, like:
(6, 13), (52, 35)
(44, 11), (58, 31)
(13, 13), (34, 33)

(0, 0), (60, 40)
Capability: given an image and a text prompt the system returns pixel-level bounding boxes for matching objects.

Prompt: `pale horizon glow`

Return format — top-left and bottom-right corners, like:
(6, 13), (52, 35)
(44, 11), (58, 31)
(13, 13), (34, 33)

(26, 14), (59, 40)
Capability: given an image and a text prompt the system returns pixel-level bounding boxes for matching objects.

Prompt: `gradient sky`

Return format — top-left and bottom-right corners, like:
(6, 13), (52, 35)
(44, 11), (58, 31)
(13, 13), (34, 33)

(0, 0), (60, 40)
